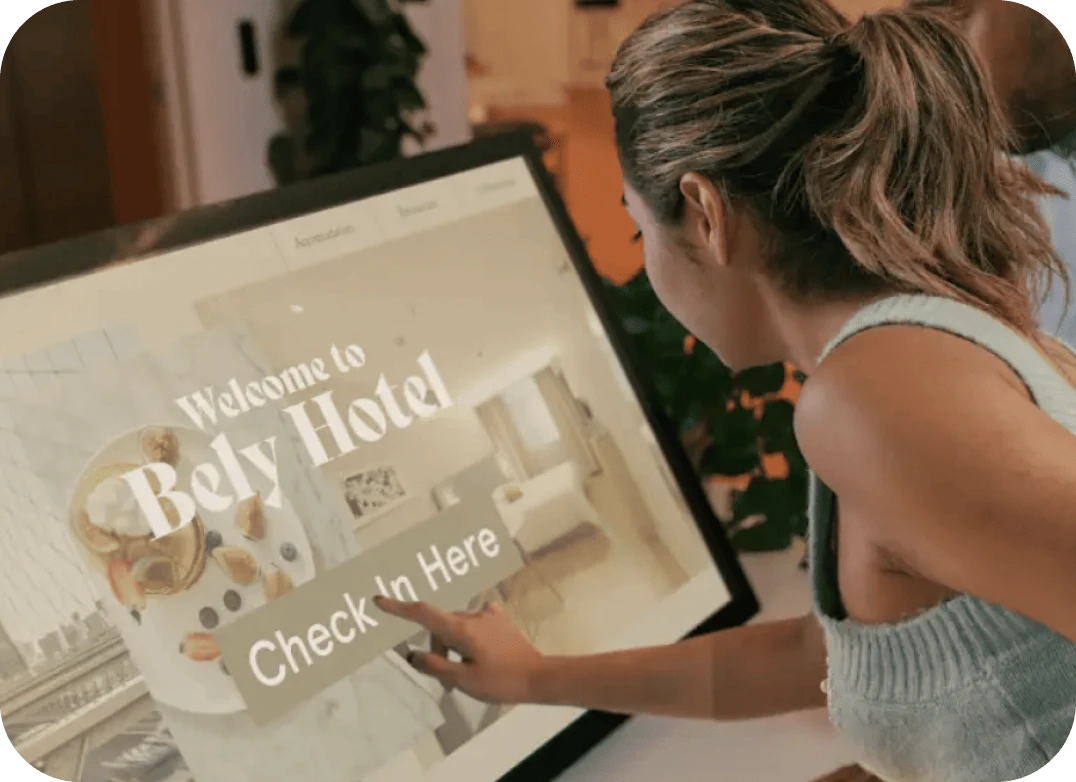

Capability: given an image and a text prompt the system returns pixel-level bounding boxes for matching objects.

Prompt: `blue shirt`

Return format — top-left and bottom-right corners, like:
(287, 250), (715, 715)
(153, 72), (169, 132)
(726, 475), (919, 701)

(1023, 130), (1076, 344)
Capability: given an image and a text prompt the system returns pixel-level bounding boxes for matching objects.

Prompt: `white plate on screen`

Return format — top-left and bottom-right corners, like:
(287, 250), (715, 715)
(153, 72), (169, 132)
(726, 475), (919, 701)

(67, 425), (317, 715)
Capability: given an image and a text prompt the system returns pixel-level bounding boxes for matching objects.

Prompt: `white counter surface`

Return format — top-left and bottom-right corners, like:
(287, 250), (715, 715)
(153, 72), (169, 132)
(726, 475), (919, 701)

(556, 548), (857, 782)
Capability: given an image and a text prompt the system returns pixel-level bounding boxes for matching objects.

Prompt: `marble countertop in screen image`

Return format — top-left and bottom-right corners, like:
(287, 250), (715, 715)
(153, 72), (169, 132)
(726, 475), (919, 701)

(4, 325), (444, 782)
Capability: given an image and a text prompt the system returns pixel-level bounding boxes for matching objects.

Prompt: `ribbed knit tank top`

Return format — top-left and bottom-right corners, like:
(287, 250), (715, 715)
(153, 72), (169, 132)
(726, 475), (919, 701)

(809, 295), (1076, 782)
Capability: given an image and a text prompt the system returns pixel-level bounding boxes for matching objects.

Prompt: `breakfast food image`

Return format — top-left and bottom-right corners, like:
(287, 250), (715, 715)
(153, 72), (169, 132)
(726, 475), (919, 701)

(180, 632), (222, 662)
(223, 589), (243, 613)
(140, 425), (181, 466)
(73, 506), (123, 555)
(72, 462), (207, 606)
(237, 493), (268, 541)
(199, 607), (220, 630)
(107, 558), (148, 612)
(66, 425), (316, 715)
(87, 474), (155, 538)
(212, 546), (260, 586)
(262, 565), (295, 601)
(129, 556), (180, 596)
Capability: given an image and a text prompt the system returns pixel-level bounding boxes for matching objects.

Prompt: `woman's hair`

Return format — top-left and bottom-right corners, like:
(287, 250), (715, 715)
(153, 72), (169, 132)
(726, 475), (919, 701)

(607, 0), (1062, 333)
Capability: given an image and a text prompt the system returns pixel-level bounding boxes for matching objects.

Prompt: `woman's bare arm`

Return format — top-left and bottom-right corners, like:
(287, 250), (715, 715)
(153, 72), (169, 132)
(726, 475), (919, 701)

(376, 597), (827, 721)
(798, 328), (1076, 644)
(530, 614), (827, 719)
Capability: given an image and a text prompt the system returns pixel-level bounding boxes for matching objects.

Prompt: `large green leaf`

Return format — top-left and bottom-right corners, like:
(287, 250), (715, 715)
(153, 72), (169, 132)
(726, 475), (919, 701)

(727, 478), (805, 551)
(699, 440), (759, 477)
(271, 0), (429, 184)
(729, 519), (796, 552)
(758, 399), (798, 453)
(736, 363), (788, 396)
(602, 267), (810, 557)
(268, 134), (299, 186)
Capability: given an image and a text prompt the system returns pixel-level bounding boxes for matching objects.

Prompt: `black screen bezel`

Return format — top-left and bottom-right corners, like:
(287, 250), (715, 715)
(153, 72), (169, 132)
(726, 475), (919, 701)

(0, 131), (760, 782)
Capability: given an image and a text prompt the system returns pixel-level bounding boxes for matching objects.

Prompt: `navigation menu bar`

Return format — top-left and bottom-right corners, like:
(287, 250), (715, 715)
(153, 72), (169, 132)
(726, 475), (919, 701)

(271, 157), (540, 273)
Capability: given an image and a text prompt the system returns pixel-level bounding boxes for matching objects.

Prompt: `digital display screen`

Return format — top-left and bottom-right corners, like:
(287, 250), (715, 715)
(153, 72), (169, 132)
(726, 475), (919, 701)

(0, 147), (752, 782)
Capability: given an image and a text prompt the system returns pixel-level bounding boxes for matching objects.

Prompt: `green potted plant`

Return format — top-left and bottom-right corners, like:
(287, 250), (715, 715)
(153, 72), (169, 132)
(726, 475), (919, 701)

(604, 270), (810, 557)
(268, 0), (434, 185)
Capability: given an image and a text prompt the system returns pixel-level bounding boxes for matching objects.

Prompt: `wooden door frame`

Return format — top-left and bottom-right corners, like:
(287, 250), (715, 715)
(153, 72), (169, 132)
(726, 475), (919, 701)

(85, 0), (172, 224)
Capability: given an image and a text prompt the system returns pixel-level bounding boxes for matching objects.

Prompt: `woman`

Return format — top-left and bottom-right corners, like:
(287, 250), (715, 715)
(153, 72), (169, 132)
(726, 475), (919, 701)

(377, 2), (1076, 780)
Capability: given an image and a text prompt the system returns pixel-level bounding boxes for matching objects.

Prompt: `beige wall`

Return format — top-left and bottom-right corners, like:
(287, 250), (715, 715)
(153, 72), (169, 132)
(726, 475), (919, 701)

(464, 0), (908, 108)
(463, 0), (572, 107)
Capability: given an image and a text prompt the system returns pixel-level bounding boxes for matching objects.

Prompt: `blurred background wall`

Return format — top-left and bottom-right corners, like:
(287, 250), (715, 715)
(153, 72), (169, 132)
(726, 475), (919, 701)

(0, 0), (907, 665)
(0, 0), (898, 275)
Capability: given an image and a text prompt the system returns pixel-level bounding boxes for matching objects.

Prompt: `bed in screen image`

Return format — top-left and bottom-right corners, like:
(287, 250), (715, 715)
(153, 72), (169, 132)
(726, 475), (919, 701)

(0, 149), (750, 782)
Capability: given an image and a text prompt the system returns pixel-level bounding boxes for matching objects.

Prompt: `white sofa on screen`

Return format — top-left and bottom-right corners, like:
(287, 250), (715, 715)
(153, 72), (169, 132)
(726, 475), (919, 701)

(491, 459), (601, 555)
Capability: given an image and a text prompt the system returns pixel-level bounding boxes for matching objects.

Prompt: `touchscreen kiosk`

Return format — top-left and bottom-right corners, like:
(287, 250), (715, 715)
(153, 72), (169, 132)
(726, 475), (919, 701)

(0, 135), (757, 782)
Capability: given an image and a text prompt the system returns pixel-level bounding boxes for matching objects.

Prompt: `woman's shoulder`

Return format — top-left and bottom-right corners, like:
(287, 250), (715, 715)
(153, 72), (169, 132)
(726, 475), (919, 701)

(798, 322), (1028, 430)
(794, 319), (1076, 646)
(793, 323), (1033, 503)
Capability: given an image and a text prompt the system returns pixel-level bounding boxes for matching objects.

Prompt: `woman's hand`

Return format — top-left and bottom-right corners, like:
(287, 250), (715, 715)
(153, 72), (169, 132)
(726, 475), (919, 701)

(379, 599), (828, 721)
(376, 596), (544, 704)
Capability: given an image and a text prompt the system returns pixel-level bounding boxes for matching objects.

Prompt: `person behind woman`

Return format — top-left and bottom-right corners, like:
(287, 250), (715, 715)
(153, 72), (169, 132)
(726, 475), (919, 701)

(981, 0), (1076, 352)
(924, 0), (1076, 153)
(378, 2), (1076, 780)
(915, 0), (1076, 360)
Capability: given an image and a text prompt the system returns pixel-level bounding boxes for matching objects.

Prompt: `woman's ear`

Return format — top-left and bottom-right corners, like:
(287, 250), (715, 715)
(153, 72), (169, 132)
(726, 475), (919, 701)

(680, 173), (730, 267)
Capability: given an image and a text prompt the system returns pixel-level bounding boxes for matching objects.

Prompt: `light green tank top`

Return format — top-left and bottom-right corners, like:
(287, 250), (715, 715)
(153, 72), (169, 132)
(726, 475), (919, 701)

(809, 294), (1076, 782)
